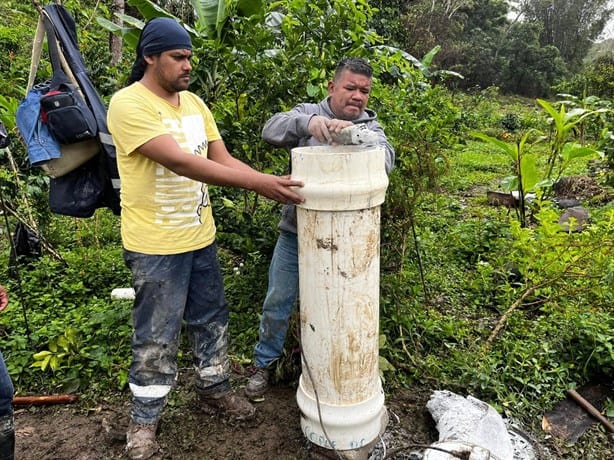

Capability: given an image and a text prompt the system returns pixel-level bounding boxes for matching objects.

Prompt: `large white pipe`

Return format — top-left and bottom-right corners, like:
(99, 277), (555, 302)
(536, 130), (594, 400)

(292, 145), (389, 453)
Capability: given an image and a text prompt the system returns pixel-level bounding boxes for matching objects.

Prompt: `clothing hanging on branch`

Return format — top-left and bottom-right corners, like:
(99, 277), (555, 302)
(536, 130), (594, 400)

(16, 3), (121, 217)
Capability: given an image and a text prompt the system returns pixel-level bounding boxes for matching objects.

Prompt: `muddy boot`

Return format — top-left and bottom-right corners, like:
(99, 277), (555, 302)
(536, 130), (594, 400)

(125, 420), (159, 460)
(201, 390), (256, 421)
(245, 367), (270, 400)
(0, 414), (14, 460)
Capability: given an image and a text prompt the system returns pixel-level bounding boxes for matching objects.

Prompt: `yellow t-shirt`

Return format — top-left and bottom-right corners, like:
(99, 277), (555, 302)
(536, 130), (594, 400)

(107, 82), (221, 254)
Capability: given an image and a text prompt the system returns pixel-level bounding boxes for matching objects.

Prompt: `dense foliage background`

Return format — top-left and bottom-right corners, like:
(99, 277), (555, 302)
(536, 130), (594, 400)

(0, 0), (612, 457)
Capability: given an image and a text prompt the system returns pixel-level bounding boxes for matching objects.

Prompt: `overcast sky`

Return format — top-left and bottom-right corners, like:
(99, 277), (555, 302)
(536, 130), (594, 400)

(601, 13), (614, 40)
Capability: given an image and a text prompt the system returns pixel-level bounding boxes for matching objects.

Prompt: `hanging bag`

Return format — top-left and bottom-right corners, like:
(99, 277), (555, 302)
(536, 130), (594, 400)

(15, 3), (120, 218)
(16, 14), (99, 178)
(39, 14), (98, 145)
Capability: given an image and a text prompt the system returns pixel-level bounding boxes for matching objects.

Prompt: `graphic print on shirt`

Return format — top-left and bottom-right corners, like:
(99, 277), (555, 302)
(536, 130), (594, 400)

(155, 114), (210, 228)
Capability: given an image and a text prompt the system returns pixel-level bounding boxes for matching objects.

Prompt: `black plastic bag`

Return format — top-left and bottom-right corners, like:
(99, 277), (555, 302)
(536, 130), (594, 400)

(10, 222), (42, 264)
(48, 155), (106, 218)
(0, 121), (9, 148)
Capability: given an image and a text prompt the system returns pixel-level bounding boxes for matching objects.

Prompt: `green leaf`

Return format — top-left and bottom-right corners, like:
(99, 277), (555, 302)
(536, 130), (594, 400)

(50, 355), (60, 372)
(57, 336), (70, 351)
(113, 14), (147, 29)
(221, 197), (235, 208)
(96, 17), (129, 34)
(536, 98), (560, 122)
(421, 45), (441, 69)
(371, 45), (428, 75)
(191, 0), (227, 39)
(96, 16), (143, 50)
(501, 175), (519, 191)
(561, 143), (599, 162)
(471, 132), (517, 162)
(127, 0), (174, 21)
(519, 155), (539, 192)
(306, 82), (321, 98)
(32, 350), (52, 360)
(379, 356), (395, 372)
(237, 0), (263, 17)
(40, 355), (51, 371)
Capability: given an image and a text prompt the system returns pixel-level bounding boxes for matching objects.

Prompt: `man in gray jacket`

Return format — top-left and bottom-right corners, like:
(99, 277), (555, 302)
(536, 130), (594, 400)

(245, 57), (395, 398)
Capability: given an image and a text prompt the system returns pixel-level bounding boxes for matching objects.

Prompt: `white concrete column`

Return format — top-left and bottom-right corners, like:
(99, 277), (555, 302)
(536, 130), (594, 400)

(292, 145), (389, 453)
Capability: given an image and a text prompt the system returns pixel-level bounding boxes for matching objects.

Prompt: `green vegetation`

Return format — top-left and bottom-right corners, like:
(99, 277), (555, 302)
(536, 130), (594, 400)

(0, 0), (612, 457)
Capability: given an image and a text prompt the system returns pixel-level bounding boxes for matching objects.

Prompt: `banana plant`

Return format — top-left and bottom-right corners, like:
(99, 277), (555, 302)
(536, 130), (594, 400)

(472, 129), (542, 227)
(473, 96), (605, 225)
(372, 44), (464, 82)
(97, 0), (264, 49)
(536, 98), (605, 186)
(97, 0), (265, 99)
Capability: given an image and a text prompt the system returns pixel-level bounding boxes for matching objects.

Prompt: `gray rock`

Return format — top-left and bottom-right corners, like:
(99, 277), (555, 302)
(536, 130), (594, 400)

(559, 206), (589, 232)
(554, 198), (581, 209)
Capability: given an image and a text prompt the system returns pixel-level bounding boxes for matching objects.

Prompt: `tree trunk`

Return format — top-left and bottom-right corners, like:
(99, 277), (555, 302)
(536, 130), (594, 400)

(110, 0), (124, 65)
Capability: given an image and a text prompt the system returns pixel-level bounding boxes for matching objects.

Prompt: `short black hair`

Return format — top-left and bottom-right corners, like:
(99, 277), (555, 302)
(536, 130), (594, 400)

(334, 57), (373, 81)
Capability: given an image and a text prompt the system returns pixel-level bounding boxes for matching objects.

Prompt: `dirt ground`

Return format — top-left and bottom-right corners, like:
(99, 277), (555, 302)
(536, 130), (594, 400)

(13, 363), (614, 460)
(11, 367), (613, 460)
(13, 369), (439, 460)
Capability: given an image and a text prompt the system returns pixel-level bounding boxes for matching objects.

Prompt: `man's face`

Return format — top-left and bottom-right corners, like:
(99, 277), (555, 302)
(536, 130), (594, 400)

(148, 49), (192, 93)
(327, 70), (372, 120)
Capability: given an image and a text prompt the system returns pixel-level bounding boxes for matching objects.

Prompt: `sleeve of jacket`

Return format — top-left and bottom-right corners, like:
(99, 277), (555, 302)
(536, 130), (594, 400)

(262, 103), (317, 147)
(366, 119), (396, 174)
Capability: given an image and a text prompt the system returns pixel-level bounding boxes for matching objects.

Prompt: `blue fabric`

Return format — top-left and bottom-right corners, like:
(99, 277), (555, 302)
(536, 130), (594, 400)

(253, 230), (300, 369)
(0, 351), (14, 417)
(16, 89), (62, 166)
(123, 242), (230, 424)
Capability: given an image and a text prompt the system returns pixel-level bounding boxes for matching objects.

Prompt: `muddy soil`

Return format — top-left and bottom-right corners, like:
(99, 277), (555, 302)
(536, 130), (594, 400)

(11, 366), (613, 460)
(13, 370), (438, 460)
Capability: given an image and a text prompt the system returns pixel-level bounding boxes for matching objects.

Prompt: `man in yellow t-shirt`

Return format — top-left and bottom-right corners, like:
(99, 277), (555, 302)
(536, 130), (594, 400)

(107, 17), (303, 460)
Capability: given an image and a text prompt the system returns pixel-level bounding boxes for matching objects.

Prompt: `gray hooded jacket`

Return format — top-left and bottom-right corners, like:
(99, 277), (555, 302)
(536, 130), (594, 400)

(262, 96), (395, 234)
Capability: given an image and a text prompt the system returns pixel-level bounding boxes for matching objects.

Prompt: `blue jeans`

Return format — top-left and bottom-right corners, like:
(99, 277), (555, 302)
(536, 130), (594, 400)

(0, 351), (13, 417)
(124, 242), (231, 425)
(253, 231), (299, 369)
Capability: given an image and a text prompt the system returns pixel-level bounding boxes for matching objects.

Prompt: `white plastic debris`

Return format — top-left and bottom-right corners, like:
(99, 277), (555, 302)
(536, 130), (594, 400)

(426, 390), (514, 460)
(111, 287), (135, 300)
(424, 440), (494, 460)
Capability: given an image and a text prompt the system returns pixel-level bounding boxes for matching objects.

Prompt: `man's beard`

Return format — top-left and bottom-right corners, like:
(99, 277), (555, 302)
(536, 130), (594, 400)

(170, 78), (190, 92)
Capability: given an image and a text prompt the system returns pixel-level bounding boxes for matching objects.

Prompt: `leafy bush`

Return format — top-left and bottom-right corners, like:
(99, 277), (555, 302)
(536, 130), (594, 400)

(0, 248), (132, 394)
(554, 54), (614, 100)
(0, 1), (37, 101)
(500, 112), (521, 132)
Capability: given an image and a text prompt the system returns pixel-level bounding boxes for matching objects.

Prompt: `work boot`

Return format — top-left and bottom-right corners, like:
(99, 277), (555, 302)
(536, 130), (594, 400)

(245, 367), (270, 400)
(0, 414), (14, 460)
(201, 390), (256, 421)
(125, 420), (159, 460)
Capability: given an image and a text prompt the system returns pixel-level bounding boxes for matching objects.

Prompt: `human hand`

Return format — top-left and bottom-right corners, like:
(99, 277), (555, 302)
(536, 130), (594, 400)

(252, 174), (304, 205)
(0, 284), (8, 312)
(330, 124), (380, 146)
(308, 116), (353, 144)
